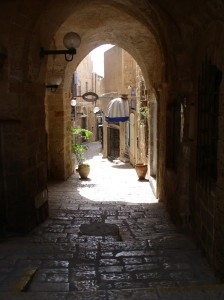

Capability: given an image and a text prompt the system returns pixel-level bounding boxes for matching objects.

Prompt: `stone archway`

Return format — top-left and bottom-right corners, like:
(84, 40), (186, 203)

(40, 1), (165, 182)
(0, 0), (185, 232)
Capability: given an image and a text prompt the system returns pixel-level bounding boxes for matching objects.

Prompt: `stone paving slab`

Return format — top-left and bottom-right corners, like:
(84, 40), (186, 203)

(0, 142), (222, 298)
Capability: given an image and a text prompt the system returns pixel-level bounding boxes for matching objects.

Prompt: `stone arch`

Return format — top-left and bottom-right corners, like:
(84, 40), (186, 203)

(39, 1), (170, 179)
(23, 0), (189, 202)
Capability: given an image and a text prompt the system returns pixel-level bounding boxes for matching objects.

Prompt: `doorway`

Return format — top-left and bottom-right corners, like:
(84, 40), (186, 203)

(107, 126), (120, 160)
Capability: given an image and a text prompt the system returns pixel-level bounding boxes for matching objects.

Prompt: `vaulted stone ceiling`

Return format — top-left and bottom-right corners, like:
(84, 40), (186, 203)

(49, 1), (163, 88)
(1, 0), (224, 87)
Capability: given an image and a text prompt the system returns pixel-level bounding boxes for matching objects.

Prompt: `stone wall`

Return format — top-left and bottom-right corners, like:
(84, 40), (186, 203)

(161, 19), (224, 278)
(192, 22), (224, 278)
(0, 82), (48, 232)
(104, 47), (123, 94)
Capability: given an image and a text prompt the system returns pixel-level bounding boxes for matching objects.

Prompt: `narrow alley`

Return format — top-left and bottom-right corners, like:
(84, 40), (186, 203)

(0, 142), (223, 299)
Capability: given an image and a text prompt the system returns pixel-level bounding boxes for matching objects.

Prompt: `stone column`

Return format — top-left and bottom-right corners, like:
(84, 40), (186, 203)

(46, 92), (67, 180)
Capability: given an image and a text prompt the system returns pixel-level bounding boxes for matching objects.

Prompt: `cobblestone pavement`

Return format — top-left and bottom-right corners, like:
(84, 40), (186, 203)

(0, 142), (223, 299)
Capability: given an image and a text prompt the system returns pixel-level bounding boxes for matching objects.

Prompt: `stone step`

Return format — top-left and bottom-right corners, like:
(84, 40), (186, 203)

(0, 284), (224, 299)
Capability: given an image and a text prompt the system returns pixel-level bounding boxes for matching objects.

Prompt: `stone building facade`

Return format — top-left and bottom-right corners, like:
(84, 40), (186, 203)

(102, 46), (149, 168)
(102, 46), (137, 161)
(0, 0), (224, 280)
(104, 46), (136, 96)
(71, 54), (103, 142)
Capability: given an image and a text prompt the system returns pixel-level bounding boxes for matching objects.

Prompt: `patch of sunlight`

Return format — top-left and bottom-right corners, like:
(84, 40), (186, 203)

(77, 184), (157, 204)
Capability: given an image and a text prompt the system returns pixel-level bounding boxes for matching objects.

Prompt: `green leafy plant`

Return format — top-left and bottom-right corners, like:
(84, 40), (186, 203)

(140, 106), (148, 117)
(139, 106), (149, 125)
(71, 128), (92, 165)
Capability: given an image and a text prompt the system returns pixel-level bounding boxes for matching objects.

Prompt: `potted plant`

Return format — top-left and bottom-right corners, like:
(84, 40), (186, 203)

(71, 128), (92, 179)
(135, 163), (148, 180)
(135, 105), (149, 180)
(139, 106), (148, 125)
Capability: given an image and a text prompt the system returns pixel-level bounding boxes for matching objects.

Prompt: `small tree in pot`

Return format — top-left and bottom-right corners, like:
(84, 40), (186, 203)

(135, 106), (149, 180)
(71, 128), (92, 179)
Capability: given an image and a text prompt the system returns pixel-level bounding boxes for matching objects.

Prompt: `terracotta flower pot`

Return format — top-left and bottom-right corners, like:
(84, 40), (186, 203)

(135, 164), (147, 180)
(77, 164), (90, 179)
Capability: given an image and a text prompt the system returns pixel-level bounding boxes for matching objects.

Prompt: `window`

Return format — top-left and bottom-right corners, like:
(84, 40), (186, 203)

(166, 101), (181, 170)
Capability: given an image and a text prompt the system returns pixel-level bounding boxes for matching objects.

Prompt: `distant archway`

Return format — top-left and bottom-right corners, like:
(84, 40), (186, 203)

(41, 1), (165, 183)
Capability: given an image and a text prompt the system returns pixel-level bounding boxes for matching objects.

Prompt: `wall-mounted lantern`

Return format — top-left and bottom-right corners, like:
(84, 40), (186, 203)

(40, 32), (81, 62)
(71, 97), (77, 118)
(45, 76), (62, 92)
(93, 107), (100, 114)
(71, 97), (77, 107)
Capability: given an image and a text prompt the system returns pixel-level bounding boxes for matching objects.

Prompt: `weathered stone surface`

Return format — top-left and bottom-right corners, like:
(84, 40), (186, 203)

(0, 142), (219, 297)
(79, 223), (120, 237)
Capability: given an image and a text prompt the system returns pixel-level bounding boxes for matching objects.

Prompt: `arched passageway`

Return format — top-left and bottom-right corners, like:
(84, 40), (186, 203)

(1, 0), (224, 283)
(43, 1), (163, 184)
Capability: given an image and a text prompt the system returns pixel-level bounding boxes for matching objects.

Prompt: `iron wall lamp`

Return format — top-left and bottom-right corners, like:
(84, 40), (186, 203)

(71, 98), (77, 107)
(45, 84), (59, 92)
(45, 76), (62, 92)
(93, 107), (100, 114)
(71, 98), (76, 118)
(40, 32), (81, 62)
